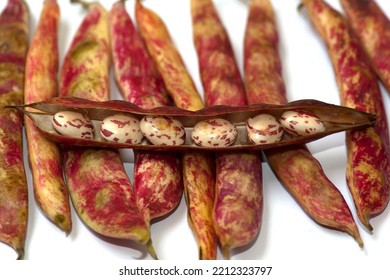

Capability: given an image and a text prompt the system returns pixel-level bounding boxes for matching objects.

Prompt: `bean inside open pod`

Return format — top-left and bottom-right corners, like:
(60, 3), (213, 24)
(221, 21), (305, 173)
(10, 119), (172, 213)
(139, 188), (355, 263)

(10, 97), (376, 151)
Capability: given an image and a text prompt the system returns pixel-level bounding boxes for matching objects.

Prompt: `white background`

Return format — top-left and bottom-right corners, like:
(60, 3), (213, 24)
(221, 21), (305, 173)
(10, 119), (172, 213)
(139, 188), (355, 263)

(1, 0), (390, 277)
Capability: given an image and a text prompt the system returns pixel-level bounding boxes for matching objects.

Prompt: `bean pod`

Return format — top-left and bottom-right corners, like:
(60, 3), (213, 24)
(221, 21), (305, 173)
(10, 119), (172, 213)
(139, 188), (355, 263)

(340, 0), (390, 101)
(24, 0), (72, 235)
(109, 0), (183, 232)
(135, 0), (217, 259)
(59, 1), (155, 257)
(302, 0), (390, 232)
(16, 97), (376, 152)
(0, 0), (29, 259)
(244, 0), (363, 246)
(191, 0), (263, 260)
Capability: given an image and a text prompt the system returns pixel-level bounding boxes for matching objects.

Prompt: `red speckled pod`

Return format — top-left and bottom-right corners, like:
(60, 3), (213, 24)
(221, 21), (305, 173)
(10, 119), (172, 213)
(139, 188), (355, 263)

(109, 1), (183, 226)
(340, 0), (390, 97)
(192, 0), (247, 107)
(302, 0), (390, 231)
(109, 1), (170, 109)
(182, 151), (217, 260)
(24, 0), (72, 235)
(136, 0), (217, 259)
(0, 0), (29, 259)
(244, 0), (363, 245)
(214, 152), (262, 258)
(135, 0), (204, 112)
(191, 0), (263, 259)
(60, 1), (155, 256)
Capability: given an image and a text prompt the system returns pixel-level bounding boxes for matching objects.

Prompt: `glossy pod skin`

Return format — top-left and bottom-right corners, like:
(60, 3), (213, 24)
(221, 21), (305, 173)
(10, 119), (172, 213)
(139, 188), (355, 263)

(0, 0), (29, 259)
(24, 0), (72, 235)
(135, 0), (218, 259)
(18, 96), (376, 151)
(340, 0), (390, 98)
(302, 0), (390, 231)
(59, 1), (155, 257)
(191, 0), (263, 259)
(135, 1), (203, 112)
(244, 0), (363, 245)
(109, 1), (183, 227)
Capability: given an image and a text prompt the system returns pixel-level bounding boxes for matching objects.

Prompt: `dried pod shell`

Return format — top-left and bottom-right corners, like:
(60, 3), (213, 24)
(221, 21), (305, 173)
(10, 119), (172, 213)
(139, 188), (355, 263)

(140, 115), (186, 145)
(280, 110), (325, 136)
(100, 114), (143, 144)
(16, 97), (377, 151)
(192, 118), (237, 147)
(52, 111), (94, 139)
(247, 114), (283, 144)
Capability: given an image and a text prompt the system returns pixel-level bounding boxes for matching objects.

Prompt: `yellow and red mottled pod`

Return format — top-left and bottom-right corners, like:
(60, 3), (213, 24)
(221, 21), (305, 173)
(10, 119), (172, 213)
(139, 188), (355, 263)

(191, 0), (247, 107)
(340, 0), (390, 97)
(191, 0), (262, 259)
(136, 0), (217, 259)
(302, 0), (390, 231)
(182, 151), (216, 260)
(109, 1), (183, 225)
(244, 0), (363, 245)
(0, 0), (29, 259)
(244, 0), (287, 105)
(109, 1), (170, 109)
(24, 0), (72, 235)
(60, 1), (155, 257)
(213, 152), (262, 259)
(135, 0), (203, 112)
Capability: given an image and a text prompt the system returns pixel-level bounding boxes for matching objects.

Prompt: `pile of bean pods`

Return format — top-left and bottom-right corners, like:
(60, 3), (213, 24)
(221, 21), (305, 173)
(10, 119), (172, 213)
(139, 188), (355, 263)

(1, 0), (390, 263)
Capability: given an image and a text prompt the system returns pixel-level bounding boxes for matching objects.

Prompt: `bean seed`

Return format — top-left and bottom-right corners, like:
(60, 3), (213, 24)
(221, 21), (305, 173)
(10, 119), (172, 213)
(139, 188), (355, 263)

(140, 115), (186, 145)
(192, 118), (237, 147)
(280, 110), (325, 136)
(247, 114), (283, 144)
(100, 114), (143, 144)
(52, 111), (94, 139)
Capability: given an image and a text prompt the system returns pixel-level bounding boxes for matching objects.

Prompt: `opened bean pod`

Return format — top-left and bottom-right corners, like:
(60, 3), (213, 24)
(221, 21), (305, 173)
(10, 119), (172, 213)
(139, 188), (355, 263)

(14, 96), (376, 151)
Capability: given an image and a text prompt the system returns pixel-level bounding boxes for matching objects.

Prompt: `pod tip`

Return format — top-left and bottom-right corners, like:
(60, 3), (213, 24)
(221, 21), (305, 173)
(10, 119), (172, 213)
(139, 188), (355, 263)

(16, 248), (25, 260)
(360, 214), (373, 233)
(70, 0), (92, 9)
(355, 234), (364, 248)
(222, 246), (231, 260)
(147, 240), (158, 260)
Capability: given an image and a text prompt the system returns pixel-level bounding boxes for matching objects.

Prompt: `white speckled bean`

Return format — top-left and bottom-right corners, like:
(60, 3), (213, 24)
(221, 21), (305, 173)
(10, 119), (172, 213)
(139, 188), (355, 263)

(52, 111), (94, 139)
(192, 118), (237, 147)
(247, 114), (284, 144)
(100, 114), (143, 144)
(280, 110), (325, 136)
(140, 115), (186, 145)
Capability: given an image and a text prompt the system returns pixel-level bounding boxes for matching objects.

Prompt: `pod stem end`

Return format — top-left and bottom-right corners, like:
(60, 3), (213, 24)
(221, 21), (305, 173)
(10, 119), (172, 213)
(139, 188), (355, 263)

(222, 246), (231, 260)
(16, 248), (25, 260)
(70, 0), (93, 9)
(147, 240), (158, 260)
